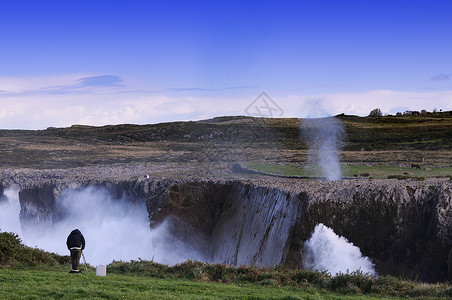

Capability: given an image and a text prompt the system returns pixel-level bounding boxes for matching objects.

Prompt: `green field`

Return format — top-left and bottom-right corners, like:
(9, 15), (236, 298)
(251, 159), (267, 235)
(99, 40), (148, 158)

(1, 231), (451, 300)
(245, 162), (452, 179)
(0, 267), (448, 300)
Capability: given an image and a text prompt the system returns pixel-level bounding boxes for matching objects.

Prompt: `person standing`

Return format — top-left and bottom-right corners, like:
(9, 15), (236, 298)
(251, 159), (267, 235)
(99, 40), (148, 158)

(66, 229), (85, 273)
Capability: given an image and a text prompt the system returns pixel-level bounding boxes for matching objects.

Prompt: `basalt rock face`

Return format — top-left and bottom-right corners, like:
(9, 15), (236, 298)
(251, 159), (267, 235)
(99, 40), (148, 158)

(11, 177), (452, 282)
(0, 182), (5, 203)
(294, 179), (452, 282)
(152, 180), (306, 267)
(18, 184), (60, 228)
(0, 181), (9, 205)
(146, 178), (452, 282)
(209, 182), (305, 267)
(147, 179), (232, 234)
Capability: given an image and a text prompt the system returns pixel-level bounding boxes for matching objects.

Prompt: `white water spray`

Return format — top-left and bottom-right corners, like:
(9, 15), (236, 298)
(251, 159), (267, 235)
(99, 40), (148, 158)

(300, 117), (345, 180)
(0, 187), (206, 266)
(304, 224), (376, 276)
(0, 187), (21, 234)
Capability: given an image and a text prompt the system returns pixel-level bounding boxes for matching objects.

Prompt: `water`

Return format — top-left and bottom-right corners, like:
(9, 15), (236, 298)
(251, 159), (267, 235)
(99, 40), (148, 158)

(304, 223), (377, 275)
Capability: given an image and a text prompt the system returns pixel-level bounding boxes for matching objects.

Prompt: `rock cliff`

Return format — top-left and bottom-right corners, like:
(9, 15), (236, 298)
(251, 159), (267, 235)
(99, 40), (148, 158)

(3, 175), (451, 282)
(149, 178), (451, 282)
(0, 182), (5, 203)
(294, 179), (452, 282)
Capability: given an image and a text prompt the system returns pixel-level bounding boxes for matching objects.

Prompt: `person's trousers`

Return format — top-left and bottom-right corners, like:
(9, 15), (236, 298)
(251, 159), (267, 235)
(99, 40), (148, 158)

(70, 249), (82, 271)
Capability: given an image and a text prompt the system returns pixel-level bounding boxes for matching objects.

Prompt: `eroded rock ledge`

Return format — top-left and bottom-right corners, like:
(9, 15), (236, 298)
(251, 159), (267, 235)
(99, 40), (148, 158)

(152, 178), (451, 282)
(1, 170), (451, 282)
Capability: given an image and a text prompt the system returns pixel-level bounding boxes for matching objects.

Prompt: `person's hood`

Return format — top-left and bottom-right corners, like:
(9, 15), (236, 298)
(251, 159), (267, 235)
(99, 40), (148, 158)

(71, 229), (81, 235)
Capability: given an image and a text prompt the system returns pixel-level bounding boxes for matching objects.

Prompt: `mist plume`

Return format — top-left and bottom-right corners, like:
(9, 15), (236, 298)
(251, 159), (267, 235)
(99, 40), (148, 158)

(0, 187), (206, 266)
(300, 117), (345, 180)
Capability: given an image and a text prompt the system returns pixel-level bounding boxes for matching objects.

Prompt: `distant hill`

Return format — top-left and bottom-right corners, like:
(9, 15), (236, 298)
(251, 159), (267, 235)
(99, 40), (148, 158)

(0, 112), (451, 169)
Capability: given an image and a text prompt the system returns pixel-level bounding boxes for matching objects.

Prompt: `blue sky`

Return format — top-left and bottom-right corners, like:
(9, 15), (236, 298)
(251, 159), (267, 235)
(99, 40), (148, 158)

(1, 0), (451, 129)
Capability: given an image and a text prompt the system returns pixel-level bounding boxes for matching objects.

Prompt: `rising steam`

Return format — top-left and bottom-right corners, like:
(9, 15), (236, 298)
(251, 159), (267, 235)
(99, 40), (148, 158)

(304, 224), (376, 276)
(300, 117), (345, 180)
(0, 187), (206, 266)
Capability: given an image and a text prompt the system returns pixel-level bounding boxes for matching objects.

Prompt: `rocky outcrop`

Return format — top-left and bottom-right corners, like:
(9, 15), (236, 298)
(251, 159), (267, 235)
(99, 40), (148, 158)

(149, 180), (305, 266)
(146, 178), (452, 282)
(448, 249), (452, 281)
(209, 182), (305, 266)
(8, 175), (452, 282)
(0, 182), (5, 203)
(18, 184), (59, 228)
(293, 179), (452, 282)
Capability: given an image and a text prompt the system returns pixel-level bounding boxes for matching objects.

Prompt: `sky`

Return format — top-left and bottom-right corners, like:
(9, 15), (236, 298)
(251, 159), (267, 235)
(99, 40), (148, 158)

(0, 0), (451, 129)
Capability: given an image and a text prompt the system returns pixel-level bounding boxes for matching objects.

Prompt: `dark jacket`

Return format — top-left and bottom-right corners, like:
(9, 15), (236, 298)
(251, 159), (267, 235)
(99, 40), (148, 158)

(66, 229), (85, 250)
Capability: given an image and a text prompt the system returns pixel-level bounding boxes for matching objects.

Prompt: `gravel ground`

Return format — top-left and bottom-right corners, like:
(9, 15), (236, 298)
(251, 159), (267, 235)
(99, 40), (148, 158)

(0, 163), (190, 189)
(2, 161), (451, 195)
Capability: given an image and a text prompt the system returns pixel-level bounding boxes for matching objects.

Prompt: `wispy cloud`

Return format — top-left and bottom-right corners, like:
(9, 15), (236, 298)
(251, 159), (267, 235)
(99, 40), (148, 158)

(37, 75), (128, 95)
(431, 73), (450, 81)
(0, 74), (85, 93)
(0, 74), (129, 96)
(77, 75), (125, 87)
(46, 75), (126, 90)
(1, 75), (451, 130)
(0, 75), (257, 97)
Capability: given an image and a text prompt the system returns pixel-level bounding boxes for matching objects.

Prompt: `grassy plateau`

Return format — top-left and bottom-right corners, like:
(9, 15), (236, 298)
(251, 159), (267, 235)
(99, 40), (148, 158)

(244, 162), (452, 179)
(1, 112), (452, 172)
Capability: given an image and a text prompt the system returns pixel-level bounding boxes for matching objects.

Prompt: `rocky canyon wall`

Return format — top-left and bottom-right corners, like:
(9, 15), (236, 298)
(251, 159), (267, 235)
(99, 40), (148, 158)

(6, 177), (451, 282)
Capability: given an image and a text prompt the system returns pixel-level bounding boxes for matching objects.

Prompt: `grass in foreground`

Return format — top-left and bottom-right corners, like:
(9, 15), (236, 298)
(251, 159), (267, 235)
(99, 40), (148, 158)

(1, 231), (451, 299)
(105, 260), (452, 299)
(0, 267), (440, 300)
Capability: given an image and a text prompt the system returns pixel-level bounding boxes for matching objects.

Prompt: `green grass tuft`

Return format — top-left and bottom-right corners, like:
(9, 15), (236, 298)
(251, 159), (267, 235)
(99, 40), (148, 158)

(0, 230), (69, 267)
(107, 260), (451, 298)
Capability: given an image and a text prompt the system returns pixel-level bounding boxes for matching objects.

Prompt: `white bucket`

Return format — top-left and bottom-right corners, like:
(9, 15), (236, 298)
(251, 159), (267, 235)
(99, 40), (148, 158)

(96, 265), (106, 276)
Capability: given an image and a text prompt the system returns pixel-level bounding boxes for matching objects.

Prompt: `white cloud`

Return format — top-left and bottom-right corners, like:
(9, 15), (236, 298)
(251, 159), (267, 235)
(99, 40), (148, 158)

(1, 75), (451, 129)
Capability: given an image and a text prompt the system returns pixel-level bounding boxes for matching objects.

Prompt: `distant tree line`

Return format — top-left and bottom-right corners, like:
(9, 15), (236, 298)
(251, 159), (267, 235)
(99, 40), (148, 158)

(368, 108), (443, 117)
